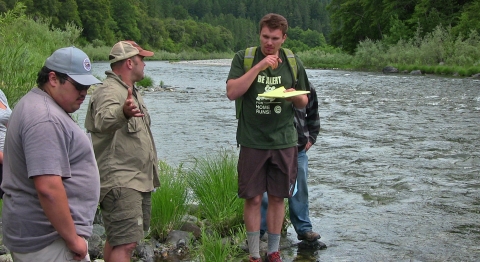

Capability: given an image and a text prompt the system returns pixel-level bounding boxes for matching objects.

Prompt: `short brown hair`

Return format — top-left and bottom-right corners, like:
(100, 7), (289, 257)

(259, 13), (288, 35)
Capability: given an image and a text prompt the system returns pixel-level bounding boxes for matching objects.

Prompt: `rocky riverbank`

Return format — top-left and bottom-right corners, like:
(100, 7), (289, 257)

(0, 208), (326, 262)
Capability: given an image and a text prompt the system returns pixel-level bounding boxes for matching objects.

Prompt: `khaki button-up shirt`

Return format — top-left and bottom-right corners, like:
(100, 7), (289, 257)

(85, 71), (160, 201)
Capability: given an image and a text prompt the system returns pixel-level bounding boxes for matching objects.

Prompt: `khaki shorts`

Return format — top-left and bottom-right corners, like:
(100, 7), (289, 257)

(100, 187), (151, 247)
(237, 146), (297, 199)
(12, 237), (90, 262)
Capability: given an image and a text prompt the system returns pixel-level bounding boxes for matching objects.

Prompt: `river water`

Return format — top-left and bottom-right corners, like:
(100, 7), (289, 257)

(78, 61), (480, 261)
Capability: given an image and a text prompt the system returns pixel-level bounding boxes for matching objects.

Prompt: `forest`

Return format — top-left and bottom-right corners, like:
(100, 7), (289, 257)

(0, 0), (478, 54)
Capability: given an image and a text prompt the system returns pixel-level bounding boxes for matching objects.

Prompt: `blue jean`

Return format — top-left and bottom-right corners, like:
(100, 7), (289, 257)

(261, 149), (312, 235)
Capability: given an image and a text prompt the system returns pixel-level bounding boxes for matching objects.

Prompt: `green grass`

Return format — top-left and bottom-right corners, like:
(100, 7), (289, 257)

(193, 227), (244, 262)
(137, 76), (154, 88)
(152, 152), (247, 261)
(150, 160), (190, 241)
(186, 150), (244, 236)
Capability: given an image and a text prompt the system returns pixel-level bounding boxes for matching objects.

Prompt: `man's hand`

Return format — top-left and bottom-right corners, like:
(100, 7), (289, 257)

(258, 55), (283, 71)
(284, 87), (308, 108)
(305, 141), (313, 152)
(123, 87), (144, 118)
(67, 235), (88, 261)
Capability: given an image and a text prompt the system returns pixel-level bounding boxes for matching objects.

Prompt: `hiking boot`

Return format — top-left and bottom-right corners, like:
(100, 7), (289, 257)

(265, 251), (282, 262)
(249, 256), (262, 262)
(297, 231), (321, 242)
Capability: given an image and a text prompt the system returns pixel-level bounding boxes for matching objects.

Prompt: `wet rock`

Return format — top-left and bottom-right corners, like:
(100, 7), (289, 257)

(0, 254), (12, 262)
(410, 70), (422, 75)
(471, 73), (480, 79)
(180, 221), (201, 239)
(0, 246), (7, 256)
(88, 234), (103, 259)
(382, 66), (399, 74)
(136, 239), (155, 262)
(165, 230), (194, 250)
(92, 224), (106, 238)
(297, 240), (327, 250)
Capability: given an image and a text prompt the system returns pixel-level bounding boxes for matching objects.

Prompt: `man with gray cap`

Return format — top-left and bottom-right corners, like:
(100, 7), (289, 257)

(1, 46), (101, 262)
(85, 40), (160, 262)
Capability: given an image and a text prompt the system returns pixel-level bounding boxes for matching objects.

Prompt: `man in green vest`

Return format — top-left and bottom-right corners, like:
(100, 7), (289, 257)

(226, 13), (310, 262)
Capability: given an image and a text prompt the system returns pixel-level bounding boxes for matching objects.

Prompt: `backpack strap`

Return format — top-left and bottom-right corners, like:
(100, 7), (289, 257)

(243, 46), (257, 71)
(235, 47), (257, 119)
(282, 47), (298, 85)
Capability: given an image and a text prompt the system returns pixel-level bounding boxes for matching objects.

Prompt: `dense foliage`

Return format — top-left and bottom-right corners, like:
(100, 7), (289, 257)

(1, 0), (479, 55)
(0, 0), (330, 52)
(328, 0), (480, 53)
(0, 3), (81, 106)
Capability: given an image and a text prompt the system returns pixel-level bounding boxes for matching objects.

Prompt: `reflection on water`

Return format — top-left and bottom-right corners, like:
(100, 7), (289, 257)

(77, 61), (480, 261)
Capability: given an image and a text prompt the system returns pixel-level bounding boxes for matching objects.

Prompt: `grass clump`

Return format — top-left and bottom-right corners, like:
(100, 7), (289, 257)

(186, 150), (244, 236)
(193, 227), (244, 262)
(137, 76), (154, 88)
(150, 160), (189, 241)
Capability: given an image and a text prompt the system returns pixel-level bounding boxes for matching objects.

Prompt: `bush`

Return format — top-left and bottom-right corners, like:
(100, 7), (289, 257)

(347, 25), (480, 75)
(298, 47), (354, 69)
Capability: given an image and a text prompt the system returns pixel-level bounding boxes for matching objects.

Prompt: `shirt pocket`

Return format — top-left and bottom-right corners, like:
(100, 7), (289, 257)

(127, 117), (144, 133)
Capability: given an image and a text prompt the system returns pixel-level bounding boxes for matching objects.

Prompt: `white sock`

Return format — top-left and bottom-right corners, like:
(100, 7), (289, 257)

(267, 232), (280, 254)
(247, 231), (261, 258)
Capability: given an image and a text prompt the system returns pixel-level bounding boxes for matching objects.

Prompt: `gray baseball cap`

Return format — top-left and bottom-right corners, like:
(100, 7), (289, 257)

(45, 46), (102, 86)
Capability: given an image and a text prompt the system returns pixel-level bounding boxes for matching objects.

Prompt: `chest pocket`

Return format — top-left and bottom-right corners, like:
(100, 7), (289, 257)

(126, 103), (150, 133)
(127, 115), (144, 133)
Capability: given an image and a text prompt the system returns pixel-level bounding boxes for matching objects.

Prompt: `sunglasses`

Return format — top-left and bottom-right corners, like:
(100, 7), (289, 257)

(66, 78), (90, 91)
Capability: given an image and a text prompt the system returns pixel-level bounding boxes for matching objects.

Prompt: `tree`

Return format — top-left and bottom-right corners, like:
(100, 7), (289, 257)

(0, 1), (7, 13)
(57, 0), (82, 30)
(172, 5), (189, 20)
(453, 0), (480, 38)
(328, 0), (371, 53)
(77, 0), (115, 44)
(111, 0), (141, 40)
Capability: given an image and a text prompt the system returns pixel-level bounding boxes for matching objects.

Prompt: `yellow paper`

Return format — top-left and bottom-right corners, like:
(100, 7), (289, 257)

(258, 86), (310, 98)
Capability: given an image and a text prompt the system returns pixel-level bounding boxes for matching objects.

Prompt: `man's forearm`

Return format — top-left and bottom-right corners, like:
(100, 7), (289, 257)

(34, 175), (78, 244)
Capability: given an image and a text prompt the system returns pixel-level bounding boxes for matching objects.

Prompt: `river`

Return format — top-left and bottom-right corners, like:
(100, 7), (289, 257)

(77, 60), (480, 261)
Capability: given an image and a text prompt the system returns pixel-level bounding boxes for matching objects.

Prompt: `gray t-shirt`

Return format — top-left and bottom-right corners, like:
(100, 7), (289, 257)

(0, 89), (12, 151)
(1, 88), (100, 253)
